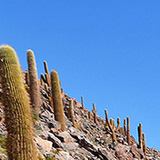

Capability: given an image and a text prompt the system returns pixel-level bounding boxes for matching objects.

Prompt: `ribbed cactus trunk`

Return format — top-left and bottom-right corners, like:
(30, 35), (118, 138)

(138, 123), (143, 149)
(105, 110), (117, 143)
(88, 111), (92, 120)
(127, 117), (131, 145)
(27, 49), (40, 118)
(142, 133), (146, 155)
(124, 119), (127, 136)
(69, 99), (76, 127)
(81, 96), (84, 109)
(92, 103), (97, 124)
(51, 70), (66, 131)
(0, 45), (37, 160)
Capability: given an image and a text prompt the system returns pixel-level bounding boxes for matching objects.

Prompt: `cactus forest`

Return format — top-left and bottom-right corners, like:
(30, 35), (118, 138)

(0, 45), (158, 160)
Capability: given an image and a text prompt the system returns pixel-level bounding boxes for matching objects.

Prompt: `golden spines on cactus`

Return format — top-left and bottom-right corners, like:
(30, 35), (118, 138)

(51, 70), (66, 131)
(0, 45), (37, 160)
(27, 49), (40, 118)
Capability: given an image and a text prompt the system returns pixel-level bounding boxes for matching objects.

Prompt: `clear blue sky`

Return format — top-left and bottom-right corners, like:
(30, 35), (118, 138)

(1, 1), (160, 150)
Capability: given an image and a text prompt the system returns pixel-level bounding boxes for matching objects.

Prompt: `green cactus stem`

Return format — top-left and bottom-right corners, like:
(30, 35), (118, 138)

(127, 117), (131, 145)
(81, 96), (84, 109)
(51, 70), (66, 131)
(27, 49), (40, 118)
(0, 45), (37, 160)
(69, 99), (76, 127)
(138, 123), (143, 149)
(92, 103), (97, 124)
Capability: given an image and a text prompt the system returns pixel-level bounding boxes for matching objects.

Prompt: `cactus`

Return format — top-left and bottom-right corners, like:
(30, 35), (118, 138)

(142, 133), (146, 155)
(116, 117), (120, 132)
(88, 111), (92, 120)
(119, 127), (124, 135)
(45, 72), (51, 87)
(127, 117), (131, 145)
(0, 45), (37, 160)
(51, 70), (66, 131)
(44, 60), (49, 75)
(92, 103), (97, 124)
(81, 96), (84, 109)
(138, 123), (143, 149)
(40, 73), (46, 85)
(25, 70), (30, 86)
(27, 49), (40, 118)
(124, 119), (127, 136)
(105, 110), (117, 143)
(69, 99), (76, 127)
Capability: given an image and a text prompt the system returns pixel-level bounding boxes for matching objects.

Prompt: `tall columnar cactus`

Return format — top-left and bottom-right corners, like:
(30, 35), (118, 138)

(25, 70), (30, 86)
(92, 103), (97, 124)
(105, 110), (117, 143)
(127, 117), (131, 145)
(45, 72), (51, 87)
(27, 49), (40, 118)
(0, 45), (37, 160)
(40, 73), (46, 85)
(124, 119), (127, 136)
(88, 111), (92, 120)
(138, 123), (143, 149)
(69, 99), (76, 127)
(44, 60), (49, 75)
(142, 133), (146, 155)
(116, 117), (120, 132)
(81, 96), (84, 109)
(51, 70), (66, 131)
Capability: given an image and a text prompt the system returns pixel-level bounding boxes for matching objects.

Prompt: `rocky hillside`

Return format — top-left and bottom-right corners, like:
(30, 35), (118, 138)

(0, 81), (160, 160)
(0, 45), (160, 160)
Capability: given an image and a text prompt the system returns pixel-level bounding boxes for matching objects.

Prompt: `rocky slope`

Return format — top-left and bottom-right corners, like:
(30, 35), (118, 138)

(0, 81), (160, 160)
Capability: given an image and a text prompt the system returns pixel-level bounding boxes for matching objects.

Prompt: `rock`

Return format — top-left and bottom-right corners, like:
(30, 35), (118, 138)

(55, 151), (74, 160)
(58, 131), (75, 143)
(48, 132), (63, 148)
(48, 121), (61, 130)
(35, 136), (52, 154)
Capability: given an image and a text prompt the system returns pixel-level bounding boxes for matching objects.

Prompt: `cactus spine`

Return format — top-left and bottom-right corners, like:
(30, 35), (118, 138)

(27, 49), (40, 118)
(0, 45), (37, 160)
(127, 117), (131, 145)
(69, 99), (76, 127)
(138, 123), (143, 149)
(51, 70), (66, 131)
(92, 103), (97, 124)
